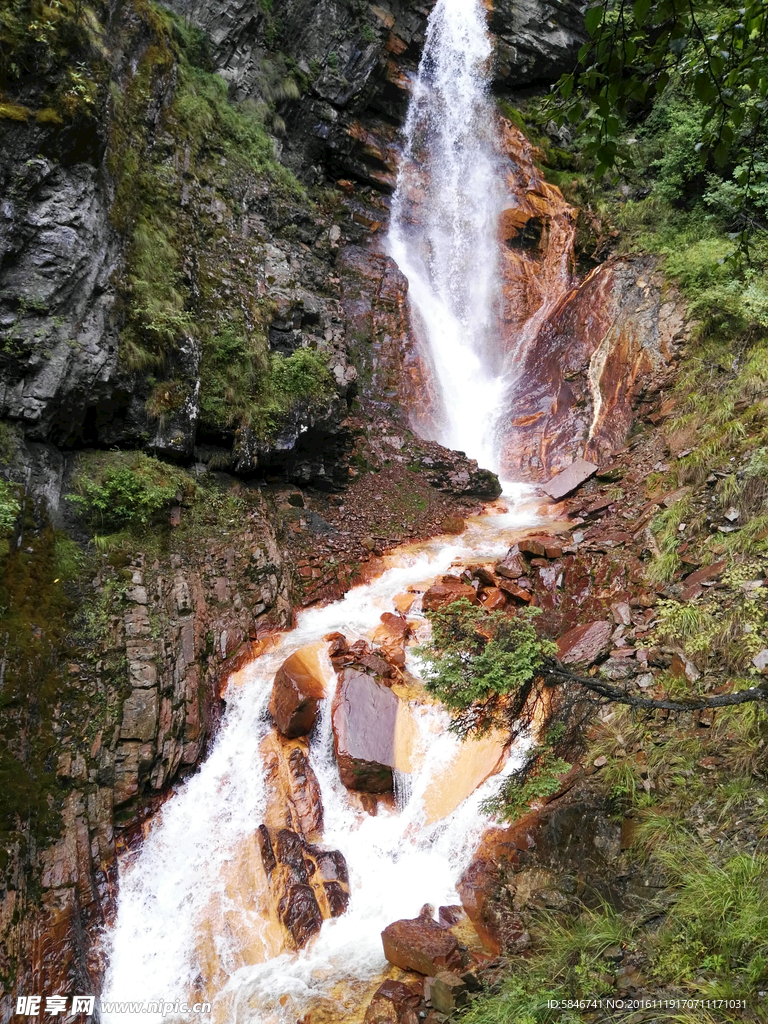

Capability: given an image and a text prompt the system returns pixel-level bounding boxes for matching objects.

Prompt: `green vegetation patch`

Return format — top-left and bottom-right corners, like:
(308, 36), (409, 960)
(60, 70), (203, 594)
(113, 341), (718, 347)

(69, 450), (194, 532)
(199, 332), (334, 437)
(417, 598), (556, 735)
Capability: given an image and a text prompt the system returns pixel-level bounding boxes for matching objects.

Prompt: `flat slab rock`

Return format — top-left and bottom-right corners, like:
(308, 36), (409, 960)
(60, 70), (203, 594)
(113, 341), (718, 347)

(381, 915), (461, 975)
(542, 457), (598, 501)
(332, 668), (398, 792)
(557, 620), (612, 666)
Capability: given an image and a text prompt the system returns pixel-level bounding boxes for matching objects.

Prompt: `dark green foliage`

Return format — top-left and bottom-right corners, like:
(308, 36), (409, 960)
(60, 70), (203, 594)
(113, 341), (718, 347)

(69, 451), (193, 531)
(418, 599), (556, 735)
(199, 334), (334, 436)
(0, 479), (21, 534)
(550, 0), (768, 239)
(483, 725), (571, 822)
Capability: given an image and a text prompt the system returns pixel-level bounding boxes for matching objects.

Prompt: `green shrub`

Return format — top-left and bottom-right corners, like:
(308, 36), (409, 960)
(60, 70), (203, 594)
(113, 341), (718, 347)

(0, 479), (21, 534)
(69, 452), (193, 531)
(418, 598), (556, 735)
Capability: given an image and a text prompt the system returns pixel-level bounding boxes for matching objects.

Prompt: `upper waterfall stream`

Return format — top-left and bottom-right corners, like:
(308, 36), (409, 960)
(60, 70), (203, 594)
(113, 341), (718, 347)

(388, 0), (506, 474)
(102, 1), (553, 1020)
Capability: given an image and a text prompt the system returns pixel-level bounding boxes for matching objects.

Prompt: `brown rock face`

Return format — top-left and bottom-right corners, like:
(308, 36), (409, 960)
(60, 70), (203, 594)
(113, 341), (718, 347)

(270, 644), (327, 738)
(479, 587), (507, 611)
(256, 825), (351, 950)
(421, 581), (478, 612)
(278, 884), (323, 947)
(557, 620), (612, 665)
(364, 980), (422, 1024)
(381, 916), (461, 975)
(260, 733), (324, 839)
(332, 669), (399, 792)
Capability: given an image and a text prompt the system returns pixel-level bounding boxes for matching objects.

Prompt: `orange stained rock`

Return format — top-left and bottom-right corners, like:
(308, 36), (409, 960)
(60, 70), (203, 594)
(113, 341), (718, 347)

(194, 833), (286, 1016)
(259, 731), (324, 840)
(393, 592), (416, 614)
(419, 730), (509, 825)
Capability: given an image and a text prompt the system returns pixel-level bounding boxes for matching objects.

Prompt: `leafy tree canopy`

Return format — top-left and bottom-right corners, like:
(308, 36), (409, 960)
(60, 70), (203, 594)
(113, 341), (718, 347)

(552, 0), (768, 234)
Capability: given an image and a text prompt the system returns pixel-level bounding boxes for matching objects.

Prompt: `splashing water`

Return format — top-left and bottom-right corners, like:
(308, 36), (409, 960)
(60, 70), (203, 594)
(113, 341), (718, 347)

(101, 518), (539, 1024)
(388, 0), (507, 473)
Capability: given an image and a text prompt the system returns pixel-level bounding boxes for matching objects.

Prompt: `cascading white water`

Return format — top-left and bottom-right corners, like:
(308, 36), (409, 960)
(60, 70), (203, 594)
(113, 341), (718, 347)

(101, 3), (543, 1020)
(388, 0), (507, 474)
(100, 513), (538, 1024)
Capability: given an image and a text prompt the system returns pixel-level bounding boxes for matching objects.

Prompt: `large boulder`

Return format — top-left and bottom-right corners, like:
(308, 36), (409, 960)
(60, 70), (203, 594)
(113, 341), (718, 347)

(381, 915), (461, 975)
(332, 668), (399, 792)
(270, 643), (327, 738)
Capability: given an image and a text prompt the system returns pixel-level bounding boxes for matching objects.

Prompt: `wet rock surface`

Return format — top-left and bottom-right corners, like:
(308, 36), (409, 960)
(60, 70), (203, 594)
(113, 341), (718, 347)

(332, 667), (399, 792)
(270, 645), (328, 738)
(381, 915), (462, 976)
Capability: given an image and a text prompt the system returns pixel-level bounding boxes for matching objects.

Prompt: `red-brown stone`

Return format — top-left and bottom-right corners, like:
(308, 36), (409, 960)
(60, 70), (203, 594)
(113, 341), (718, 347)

(556, 620), (612, 665)
(380, 612), (411, 638)
(270, 648), (327, 738)
(421, 581), (478, 612)
(495, 553), (527, 579)
(479, 587), (507, 611)
(278, 883), (323, 947)
(381, 915), (460, 975)
(496, 579), (533, 603)
(683, 559), (727, 587)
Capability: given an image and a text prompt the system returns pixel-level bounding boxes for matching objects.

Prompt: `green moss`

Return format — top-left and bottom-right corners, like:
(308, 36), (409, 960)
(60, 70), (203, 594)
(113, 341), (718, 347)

(199, 330), (334, 438)
(107, 3), (303, 379)
(69, 450), (195, 532)
(0, 479), (21, 534)
(0, 0), (108, 121)
(0, 102), (30, 121)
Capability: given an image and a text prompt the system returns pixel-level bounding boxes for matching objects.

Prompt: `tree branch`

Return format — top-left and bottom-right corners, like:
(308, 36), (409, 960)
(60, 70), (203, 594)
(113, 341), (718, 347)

(543, 660), (768, 712)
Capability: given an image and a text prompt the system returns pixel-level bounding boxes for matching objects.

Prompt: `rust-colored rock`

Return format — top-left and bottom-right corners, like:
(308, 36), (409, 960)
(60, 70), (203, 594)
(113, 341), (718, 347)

(364, 980), (422, 1024)
(468, 565), (497, 588)
(287, 746), (324, 838)
(422, 581), (478, 612)
(270, 644), (327, 738)
(683, 559), (726, 587)
(332, 668), (399, 792)
(479, 587), (507, 611)
(381, 915), (460, 975)
(380, 612), (411, 638)
(556, 620), (612, 665)
(496, 579), (533, 603)
(495, 553), (527, 579)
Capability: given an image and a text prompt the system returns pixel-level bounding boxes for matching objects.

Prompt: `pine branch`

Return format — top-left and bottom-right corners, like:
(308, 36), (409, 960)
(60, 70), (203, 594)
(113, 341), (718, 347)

(543, 659), (768, 712)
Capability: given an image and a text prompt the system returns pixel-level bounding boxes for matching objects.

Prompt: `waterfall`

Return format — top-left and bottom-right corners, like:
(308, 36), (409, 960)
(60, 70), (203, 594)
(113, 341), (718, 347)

(388, 0), (507, 474)
(99, 3), (543, 1021)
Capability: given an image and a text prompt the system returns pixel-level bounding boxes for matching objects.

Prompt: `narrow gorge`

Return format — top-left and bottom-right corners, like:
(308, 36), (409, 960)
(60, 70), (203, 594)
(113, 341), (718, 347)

(2, 0), (768, 1021)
